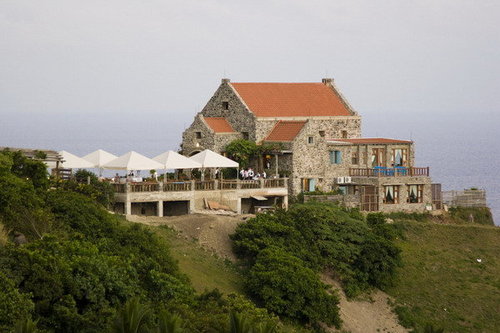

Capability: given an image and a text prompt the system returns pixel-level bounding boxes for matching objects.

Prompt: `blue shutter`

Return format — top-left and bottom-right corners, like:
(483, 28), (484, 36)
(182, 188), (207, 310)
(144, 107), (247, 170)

(309, 179), (316, 192)
(335, 151), (342, 164)
(329, 151), (335, 164)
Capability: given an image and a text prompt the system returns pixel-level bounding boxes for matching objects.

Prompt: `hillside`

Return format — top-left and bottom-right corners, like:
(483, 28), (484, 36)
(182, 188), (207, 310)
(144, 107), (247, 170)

(132, 213), (500, 333)
(386, 222), (500, 333)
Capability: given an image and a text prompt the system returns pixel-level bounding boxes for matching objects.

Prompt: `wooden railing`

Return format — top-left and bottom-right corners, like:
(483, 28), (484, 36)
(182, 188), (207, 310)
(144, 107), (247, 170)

(349, 167), (429, 177)
(240, 180), (261, 189)
(112, 178), (288, 193)
(195, 181), (216, 191)
(163, 182), (191, 192)
(129, 183), (160, 192)
(112, 183), (127, 193)
(264, 178), (286, 188)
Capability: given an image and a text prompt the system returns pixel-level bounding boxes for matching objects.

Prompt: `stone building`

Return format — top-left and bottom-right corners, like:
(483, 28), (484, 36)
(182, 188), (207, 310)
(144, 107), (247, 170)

(181, 78), (435, 213)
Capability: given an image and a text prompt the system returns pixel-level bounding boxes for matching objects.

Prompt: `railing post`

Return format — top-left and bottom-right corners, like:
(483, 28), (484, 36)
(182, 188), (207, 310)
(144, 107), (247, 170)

(260, 178), (264, 188)
(427, 167), (429, 176)
(214, 180), (218, 190)
(237, 180), (241, 190)
(191, 180), (195, 192)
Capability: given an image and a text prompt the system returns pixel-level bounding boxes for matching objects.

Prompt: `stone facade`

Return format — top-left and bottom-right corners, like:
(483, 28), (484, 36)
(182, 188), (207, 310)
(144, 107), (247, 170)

(180, 78), (433, 213)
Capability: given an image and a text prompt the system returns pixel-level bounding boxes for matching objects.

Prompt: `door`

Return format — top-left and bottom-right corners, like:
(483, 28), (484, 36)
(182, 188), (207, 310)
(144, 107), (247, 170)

(360, 185), (379, 211)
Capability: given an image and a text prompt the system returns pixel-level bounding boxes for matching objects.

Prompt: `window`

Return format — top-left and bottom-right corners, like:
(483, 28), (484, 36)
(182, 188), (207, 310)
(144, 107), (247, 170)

(302, 178), (316, 192)
(341, 130), (348, 138)
(407, 184), (423, 203)
(308, 136), (314, 144)
(319, 130), (325, 137)
(329, 150), (342, 164)
(195, 132), (202, 139)
(242, 132), (249, 140)
(383, 185), (399, 204)
(391, 148), (408, 167)
(351, 151), (359, 165)
(222, 101), (229, 110)
(338, 186), (347, 195)
(371, 148), (386, 167)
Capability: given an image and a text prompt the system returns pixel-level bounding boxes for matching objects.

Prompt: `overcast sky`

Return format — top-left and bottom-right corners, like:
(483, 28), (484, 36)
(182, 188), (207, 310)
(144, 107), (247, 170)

(1, 0), (499, 121)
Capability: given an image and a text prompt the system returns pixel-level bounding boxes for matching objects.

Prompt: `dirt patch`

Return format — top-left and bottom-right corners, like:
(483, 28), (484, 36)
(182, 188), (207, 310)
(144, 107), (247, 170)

(126, 213), (250, 261)
(321, 274), (408, 333)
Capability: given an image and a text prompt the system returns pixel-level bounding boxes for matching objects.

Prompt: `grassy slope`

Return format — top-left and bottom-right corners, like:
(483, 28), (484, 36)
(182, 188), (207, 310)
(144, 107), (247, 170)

(387, 222), (500, 332)
(149, 225), (244, 295)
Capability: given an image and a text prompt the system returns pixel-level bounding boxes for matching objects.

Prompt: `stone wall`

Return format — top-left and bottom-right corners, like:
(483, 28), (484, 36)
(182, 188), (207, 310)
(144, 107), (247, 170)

(181, 114), (215, 156)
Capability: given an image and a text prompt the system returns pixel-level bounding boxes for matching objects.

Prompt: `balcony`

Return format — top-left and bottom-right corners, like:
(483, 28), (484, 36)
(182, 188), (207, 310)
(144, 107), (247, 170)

(112, 178), (288, 193)
(349, 166), (429, 177)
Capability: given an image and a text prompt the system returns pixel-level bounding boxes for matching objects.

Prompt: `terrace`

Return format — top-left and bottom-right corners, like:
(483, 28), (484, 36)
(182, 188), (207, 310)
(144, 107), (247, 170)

(349, 166), (430, 177)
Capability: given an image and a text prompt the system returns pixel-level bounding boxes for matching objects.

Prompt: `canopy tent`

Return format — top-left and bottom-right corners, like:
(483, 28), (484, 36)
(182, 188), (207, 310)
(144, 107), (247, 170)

(82, 149), (118, 168)
(82, 149), (118, 176)
(189, 149), (239, 168)
(59, 150), (95, 169)
(153, 151), (202, 169)
(103, 151), (163, 171)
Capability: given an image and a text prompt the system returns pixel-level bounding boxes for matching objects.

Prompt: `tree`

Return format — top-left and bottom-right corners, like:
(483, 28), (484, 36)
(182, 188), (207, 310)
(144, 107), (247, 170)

(112, 298), (151, 333)
(225, 140), (258, 168)
(246, 247), (340, 327)
(0, 272), (34, 332)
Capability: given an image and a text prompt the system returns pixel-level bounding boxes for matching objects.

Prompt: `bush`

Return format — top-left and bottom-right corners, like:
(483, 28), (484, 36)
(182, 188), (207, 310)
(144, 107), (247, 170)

(247, 247), (340, 327)
(0, 271), (34, 331)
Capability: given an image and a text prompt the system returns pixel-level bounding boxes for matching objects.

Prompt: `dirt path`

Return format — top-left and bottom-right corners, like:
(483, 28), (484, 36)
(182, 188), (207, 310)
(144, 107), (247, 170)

(321, 274), (408, 333)
(128, 213), (408, 333)
(127, 213), (248, 261)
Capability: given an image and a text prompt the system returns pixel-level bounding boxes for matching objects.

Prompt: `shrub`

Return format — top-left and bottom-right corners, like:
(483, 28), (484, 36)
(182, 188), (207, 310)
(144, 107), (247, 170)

(247, 247), (340, 327)
(0, 271), (34, 332)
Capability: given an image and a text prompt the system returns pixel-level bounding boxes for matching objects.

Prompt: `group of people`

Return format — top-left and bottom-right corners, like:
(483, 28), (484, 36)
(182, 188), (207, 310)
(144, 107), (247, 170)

(240, 168), (267, 180)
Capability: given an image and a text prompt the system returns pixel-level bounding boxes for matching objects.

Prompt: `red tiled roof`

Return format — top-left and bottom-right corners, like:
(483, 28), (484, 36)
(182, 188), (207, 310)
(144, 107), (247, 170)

(204, 117), (235, 133)
(264, 121), (307, 142)
(231, 83), (351, 117)
(330, 138), (413, 144)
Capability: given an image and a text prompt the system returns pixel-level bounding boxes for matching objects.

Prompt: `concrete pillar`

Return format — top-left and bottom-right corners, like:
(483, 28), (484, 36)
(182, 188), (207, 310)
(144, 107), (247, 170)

(189, 199), (195, 214)
(157, 201), (163, 217)
(125, 201), (132, 215)
(283, 195), (288, 210)
(236, 198), (242, 214)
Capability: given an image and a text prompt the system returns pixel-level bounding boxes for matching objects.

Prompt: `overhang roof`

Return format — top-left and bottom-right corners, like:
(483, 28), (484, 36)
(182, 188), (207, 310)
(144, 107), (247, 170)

(204, 117), (235, 133)
(264, 121), (307, 142)
(231, 82), (351, 118)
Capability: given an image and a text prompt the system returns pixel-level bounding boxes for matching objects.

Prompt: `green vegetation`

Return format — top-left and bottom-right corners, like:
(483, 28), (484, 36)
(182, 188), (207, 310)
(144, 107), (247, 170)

(231, 203), (402, 328)
(153, 225), (244, 295)
(386, 221), (500, 332)
(0, 151), (280, 332)
(448, 206), (494, 225)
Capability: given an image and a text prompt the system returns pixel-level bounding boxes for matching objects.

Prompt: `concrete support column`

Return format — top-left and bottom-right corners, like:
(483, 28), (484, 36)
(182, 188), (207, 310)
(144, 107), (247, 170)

(125, 201), (132, 215)
(157, 201), (163, 217)
(236, 198), (242, 214)
(283, 195), (289, 210)
(189, 199), (195, 214)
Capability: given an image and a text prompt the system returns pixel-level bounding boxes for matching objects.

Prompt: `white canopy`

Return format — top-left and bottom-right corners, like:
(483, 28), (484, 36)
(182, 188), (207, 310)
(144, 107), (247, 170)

(82, 149), (118, 168)
(189, 149), (239, 168)
(59, 150), (95, 169)
(153, 151), (202, 169)
(103, 151), (164, 171)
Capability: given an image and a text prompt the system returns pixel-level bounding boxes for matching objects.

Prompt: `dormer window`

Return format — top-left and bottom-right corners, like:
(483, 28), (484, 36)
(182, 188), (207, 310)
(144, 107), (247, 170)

(195, 132), (202, 139)
(222, 101), (229, 110)
(319, 131), (325, 137)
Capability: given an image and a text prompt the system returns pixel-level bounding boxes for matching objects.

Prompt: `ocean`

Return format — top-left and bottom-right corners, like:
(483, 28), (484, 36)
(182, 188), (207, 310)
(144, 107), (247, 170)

(2, 110), (499, 225)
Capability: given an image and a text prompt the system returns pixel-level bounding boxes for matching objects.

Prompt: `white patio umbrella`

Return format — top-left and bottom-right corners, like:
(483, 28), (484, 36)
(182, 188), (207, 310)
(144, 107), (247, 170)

(189, 149), (238, 180)
(102, 151), (164, 171)
(153, 151), (202, 169)
(59, 150), (95, 169)
(189, 149), (239, 168)
(82, 149), (118, 176)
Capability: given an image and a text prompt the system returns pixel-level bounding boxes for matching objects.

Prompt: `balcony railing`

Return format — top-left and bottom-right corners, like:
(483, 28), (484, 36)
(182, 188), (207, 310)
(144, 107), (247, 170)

(113, 178), (288, 193)
(349, 167), (429, 177)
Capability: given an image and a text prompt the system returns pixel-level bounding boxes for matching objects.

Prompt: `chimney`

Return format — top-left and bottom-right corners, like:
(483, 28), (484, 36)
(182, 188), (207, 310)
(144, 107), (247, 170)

(322, 78), (333, 85)
(221, 78), (230, 84)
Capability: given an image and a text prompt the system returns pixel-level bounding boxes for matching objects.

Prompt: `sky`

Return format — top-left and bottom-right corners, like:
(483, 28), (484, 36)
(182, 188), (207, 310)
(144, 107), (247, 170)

(1, 0), (499, 122)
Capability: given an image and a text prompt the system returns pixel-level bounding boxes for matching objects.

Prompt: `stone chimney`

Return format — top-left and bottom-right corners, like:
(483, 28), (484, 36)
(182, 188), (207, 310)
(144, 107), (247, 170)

(221, 78), (230, 84)
(322, 78), (333, 85)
